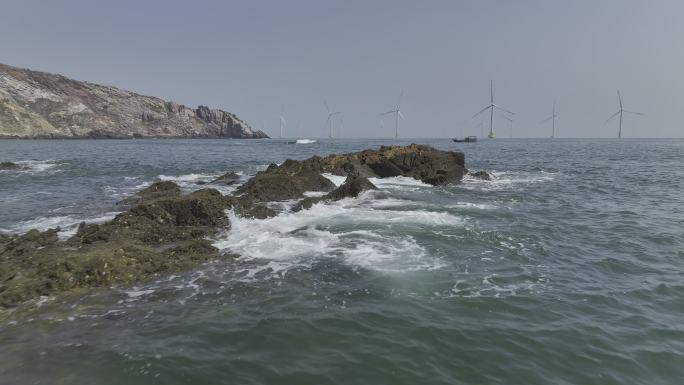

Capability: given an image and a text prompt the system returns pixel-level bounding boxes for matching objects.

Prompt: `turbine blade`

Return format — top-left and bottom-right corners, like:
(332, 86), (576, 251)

(324, 100), (330, 114)
(397, 89), (404, 107)
(493, 104), (515, 115)
(471, 105), (491, 119)
(618, 90), (623, 109)
(540, 116), (553, 124)
(605, 110), (621, 124)
(623, 110), (645, 116)
(380, 110), (396, 116)
(398, 111), (405, 120)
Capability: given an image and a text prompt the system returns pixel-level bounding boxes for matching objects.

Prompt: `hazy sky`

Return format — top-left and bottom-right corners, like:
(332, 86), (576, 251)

(1, 0), (682, 138)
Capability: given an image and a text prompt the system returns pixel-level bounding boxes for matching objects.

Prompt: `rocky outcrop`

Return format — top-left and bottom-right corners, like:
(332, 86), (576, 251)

(294, 175), (377, 211)
(0, 145), (465, 308)
(0, 63), (268, 139)
(0, 184), (278, 308)
(115, 180), (181, 208)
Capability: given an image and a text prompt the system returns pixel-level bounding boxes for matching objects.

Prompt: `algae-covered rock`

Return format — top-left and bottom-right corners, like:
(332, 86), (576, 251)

(0, 187), (233, 308)
(116, 180), (182, 208)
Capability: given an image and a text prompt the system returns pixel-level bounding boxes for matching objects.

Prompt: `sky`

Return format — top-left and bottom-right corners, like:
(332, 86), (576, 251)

(1, 0), (682, 138)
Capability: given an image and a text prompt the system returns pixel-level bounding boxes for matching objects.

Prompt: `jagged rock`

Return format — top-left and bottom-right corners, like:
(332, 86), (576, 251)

(0, 161), (20, 170)
(0, 62), (269, 139)
(209, 171), (241, 185)
(294, 175), (377, 211)
(116, 180), (181, 208)
(468, 170), (494, 181)
(237, 168), (336, 201)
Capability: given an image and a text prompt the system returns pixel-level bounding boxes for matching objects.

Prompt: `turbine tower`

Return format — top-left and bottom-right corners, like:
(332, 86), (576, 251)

(606, 91), (644, 138)
(503, 115), (513, 138)
(380, 90), (405, 139)
(324, 100), (341, 138)
(541, 101), (559, 138)
(472, 80), (514, 139)
(279, 107), (286, 139)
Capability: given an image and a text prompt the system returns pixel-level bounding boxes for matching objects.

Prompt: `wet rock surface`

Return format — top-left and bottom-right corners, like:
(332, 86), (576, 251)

(294, 176), (377, 211)
(0, 145), (465, 308)
(0, 161), (21, 170)
(116, 180), (181, 208)
(468, 170), (495, 181)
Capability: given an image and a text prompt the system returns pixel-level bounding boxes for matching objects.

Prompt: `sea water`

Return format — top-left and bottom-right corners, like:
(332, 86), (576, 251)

(0, 138), (682, 384)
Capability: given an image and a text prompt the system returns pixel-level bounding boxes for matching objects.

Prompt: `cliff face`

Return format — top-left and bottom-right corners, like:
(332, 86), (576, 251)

(0, 63), (268, 139)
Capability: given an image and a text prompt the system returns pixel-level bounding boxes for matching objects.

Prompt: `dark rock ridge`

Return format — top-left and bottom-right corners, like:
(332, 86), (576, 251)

(0, 145), (464, 308)
(0, 62), (268, 139)
(0, 161), (21, 170)
(294, 175), (377, 211)
(238, 144), (465, 202)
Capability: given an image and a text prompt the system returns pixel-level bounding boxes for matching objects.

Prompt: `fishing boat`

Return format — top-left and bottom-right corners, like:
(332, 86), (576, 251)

(452, 136), (477, 143)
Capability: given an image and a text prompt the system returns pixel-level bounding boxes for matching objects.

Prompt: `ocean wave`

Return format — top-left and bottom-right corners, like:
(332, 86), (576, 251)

(212, 193), (461, 275)
(0, 159), (63, 174)
(460, 170), (559, 190)
(157, 172), (246, 195)
(0, 212), (120, 240)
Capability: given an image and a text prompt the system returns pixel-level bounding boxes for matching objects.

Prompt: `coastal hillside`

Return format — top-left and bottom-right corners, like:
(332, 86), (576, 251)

(0, 63), (268, 139)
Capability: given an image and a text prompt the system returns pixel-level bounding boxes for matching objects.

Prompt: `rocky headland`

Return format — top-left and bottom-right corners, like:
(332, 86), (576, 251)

(0, 63), (268, 139)
(0, 145), (468, 309)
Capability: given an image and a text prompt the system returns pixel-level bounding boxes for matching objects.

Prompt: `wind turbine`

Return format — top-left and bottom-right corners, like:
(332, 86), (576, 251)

(324, 100), (341, 138)
(606, 91), (644, 138)
(540, 101), (559, 138)
(472, 80), (514, 139)
(503, 115), (513, 138)
(279, 106), (286, 139)
(380, 90), (405, 139)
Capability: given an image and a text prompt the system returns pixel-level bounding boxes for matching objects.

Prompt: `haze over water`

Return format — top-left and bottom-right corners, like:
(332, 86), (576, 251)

(1, 138), (682, 384)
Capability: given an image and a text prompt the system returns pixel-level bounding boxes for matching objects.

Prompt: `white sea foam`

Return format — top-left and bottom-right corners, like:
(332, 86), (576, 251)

(0, 212), (120, 240)
(212, 193), (462, 274)
(158, 173), (219, 183)
(295, 139), (317, 144)
(157, 172), (246, 195)
(321, 173), (347, 187)
(460, 170), (558, 190)
(369, 176), (431, 188)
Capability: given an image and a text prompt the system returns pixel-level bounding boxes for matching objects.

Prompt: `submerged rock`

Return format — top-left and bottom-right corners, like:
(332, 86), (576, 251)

(294, 175), (377, 211)
(209, 171), (241, 185)
(468, 170), (494, 181)
(0, 161), (21, 170)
